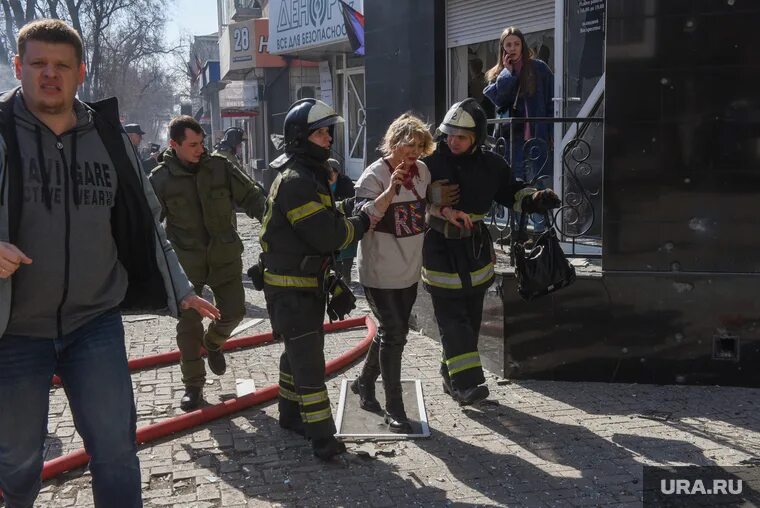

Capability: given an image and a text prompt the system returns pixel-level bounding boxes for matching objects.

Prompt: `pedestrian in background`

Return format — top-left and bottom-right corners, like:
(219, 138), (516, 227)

(213, 126), (246, 171)
(0, 19), (218, 508)
(150, 116), (266, 411)
(124, 122), (157, 175)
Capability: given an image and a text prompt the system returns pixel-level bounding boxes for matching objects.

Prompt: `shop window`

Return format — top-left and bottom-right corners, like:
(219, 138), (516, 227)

(449, 29), (555, 118)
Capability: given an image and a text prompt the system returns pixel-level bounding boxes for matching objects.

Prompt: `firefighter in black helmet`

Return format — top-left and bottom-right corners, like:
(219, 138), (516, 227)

(258, 98), (373, 460)
(213, 127), (246, 170)
(422, 98), (560, 405)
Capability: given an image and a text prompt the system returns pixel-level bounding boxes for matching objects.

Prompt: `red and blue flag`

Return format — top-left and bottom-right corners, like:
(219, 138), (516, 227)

(339, 1), (365, 56)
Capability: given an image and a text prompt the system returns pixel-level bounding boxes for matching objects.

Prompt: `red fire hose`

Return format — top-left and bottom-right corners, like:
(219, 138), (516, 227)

(36, 315), (375, 482)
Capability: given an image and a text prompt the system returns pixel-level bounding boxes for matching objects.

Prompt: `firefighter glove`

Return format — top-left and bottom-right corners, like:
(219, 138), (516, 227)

(247, 260), (265, 291)
(429, 179), (460, 206)
(521, 189), (561, 214)
(325, 274), (356, 321)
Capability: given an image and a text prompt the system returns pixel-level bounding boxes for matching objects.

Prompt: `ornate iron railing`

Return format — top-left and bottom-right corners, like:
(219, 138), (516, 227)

(485, 116), (604, 257)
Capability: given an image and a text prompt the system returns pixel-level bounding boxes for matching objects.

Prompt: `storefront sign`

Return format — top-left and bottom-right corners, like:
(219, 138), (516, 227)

(221, 18), (318, 80)
(578, 0), (605, 35)
(219, 80), (260, 117)
(269, 0), (363, 54)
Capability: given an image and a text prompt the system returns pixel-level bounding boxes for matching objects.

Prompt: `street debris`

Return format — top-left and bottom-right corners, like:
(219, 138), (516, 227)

(635, 410), (673, 422)
(353, 443), (397, 459)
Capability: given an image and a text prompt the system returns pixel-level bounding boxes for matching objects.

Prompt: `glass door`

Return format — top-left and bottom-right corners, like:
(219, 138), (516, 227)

(343, 68), (366, 180)
(554, 0), (606, 248)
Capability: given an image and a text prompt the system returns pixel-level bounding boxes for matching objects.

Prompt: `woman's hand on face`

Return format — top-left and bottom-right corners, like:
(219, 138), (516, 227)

(502, 53), (513, 72)
(391, 160), (408, 187)
(375, 162), (407, 214)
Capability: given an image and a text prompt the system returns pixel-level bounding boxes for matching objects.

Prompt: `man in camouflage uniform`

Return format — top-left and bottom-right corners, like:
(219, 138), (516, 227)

(150, 116), (266, 410)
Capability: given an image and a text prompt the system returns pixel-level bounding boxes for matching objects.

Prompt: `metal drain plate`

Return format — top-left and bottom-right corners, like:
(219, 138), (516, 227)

(335, 379), (430, 440)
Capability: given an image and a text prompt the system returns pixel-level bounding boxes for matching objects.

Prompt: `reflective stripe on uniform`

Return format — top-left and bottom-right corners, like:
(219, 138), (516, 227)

(301, 407), (332, 423)
(421, 267), (463, 289)
(446, 351), (482, 376)
(338, 218), (355, 250)
(279, 387), (300, 401)
(286, 200), (325, 225)
(300, 390), (329, 406)
(318, 192), (332, 207)
(263, 271), (319, 288)
(471, 262), (495, 287)
(279, 371), (294, 384)
(469, 213), (487, 221)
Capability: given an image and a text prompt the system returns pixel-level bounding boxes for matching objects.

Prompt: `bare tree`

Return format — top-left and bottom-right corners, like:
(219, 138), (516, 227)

(0, 0), (39, 63)
(0, 0), (180, 134)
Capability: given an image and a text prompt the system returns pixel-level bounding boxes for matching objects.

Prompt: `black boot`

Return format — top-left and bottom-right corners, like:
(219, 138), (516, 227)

(206, 349), (226, 375)
(312, 436), (346, 460)
(451, 385), (490, 406)
(380, 346), (413, 434)
(441, 356), (487, 405)
(441, 362), (454, 399)
(203, 334), (227, 376)
(180, 386), (203, 411)
(350, 340), (382, 412)
(383, 384), (413, 434)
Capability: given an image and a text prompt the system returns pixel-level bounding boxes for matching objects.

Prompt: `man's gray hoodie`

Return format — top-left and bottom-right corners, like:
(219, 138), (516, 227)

(0, 90), (193, 338)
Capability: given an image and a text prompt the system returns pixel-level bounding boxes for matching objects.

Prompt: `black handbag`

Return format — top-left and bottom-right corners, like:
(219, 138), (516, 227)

(510, 213), (576, 301)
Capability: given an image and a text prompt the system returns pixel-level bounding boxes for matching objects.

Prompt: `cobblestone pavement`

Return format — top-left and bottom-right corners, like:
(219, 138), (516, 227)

(13, 216), (760, 507)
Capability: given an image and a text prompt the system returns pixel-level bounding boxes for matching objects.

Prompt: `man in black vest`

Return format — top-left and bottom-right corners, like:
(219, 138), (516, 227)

(0, 19), (219, 508)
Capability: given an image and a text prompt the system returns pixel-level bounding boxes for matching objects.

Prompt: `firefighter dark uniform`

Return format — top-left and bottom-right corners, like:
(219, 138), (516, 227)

(259, 99), (370, 460)
(150, 148), (265, 409)
(422, 98), (558, 405)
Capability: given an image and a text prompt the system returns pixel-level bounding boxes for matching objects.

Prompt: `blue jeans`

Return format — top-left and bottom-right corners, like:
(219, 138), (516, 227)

(0, 310), (141, 508)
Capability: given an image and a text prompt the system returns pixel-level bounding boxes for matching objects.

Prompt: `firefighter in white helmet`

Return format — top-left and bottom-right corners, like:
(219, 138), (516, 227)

(422, 98), (560, 405)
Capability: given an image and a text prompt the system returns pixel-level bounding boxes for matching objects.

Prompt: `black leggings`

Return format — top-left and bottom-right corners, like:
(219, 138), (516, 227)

(364, 284), (418, 352)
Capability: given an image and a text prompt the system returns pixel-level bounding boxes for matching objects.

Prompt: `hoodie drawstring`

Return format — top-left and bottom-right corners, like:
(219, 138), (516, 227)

(35, 124), (52, 211)
(69, 131), (79, 208)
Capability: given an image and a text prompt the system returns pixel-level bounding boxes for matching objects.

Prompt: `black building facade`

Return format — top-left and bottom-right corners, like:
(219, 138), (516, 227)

(364, 1), (446, 158)
(375, 0), (760, 387)
(505, 0), (760, 387)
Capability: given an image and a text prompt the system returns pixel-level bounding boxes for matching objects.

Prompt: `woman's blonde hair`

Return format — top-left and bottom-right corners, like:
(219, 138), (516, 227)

(379, 113), (435, 158)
